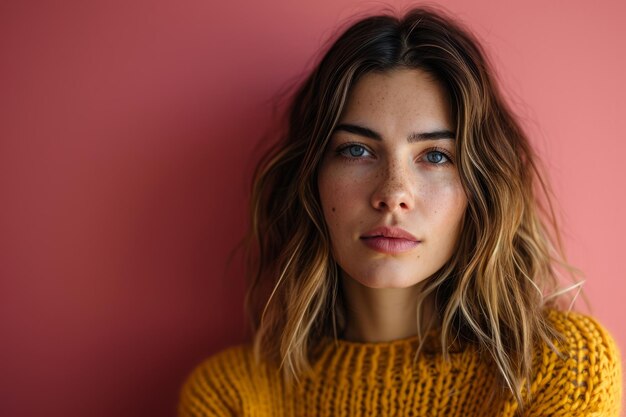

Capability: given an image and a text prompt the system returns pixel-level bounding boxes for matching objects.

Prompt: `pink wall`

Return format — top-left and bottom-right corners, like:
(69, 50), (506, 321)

(2, 1), (624, 416)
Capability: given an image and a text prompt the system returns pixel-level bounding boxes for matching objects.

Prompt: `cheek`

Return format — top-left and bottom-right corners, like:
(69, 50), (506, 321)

(425, 179), (467, 233)
(318, 168), (372, 260)
(317, 167), (341, 233)
(448, 178), (468, 216)
(318, 166), (364, 219)
(444, 188), (468, 240)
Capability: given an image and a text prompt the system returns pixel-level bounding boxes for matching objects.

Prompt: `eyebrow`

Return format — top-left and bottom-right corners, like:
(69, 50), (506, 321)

(333, 123), (455, 142)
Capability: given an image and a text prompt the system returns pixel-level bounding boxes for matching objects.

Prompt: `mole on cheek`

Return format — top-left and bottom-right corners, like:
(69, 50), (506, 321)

(332, 207), (336, 212)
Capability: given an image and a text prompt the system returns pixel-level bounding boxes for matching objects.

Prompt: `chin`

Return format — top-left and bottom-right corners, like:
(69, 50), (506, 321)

(348, 271), (427, 289)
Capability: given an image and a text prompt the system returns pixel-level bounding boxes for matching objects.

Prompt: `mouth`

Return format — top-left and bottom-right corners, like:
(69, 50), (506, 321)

(360, 226), (421, 254)
(360, 226), (419, 241)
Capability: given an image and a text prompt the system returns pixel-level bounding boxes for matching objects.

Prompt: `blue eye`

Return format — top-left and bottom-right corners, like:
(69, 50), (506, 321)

(338, 144), (372, 158)
(425, 150), (450, 164)
(349, 145), (365, 157)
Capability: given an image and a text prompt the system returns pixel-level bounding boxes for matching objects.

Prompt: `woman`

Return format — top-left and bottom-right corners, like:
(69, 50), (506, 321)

(178, 6), (622, 416)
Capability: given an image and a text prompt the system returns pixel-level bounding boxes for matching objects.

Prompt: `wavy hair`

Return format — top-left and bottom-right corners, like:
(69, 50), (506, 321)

(243, 5), (582, 410)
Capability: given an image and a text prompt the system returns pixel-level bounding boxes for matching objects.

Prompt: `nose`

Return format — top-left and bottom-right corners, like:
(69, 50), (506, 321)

(370, 159), (414, 212)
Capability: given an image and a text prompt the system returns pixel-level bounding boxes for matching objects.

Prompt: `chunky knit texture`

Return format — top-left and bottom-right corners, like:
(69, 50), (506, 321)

(178, 309), (622, 416)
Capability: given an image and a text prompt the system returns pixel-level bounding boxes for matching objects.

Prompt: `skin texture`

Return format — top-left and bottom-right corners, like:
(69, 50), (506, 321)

(317, 68), (468, 342)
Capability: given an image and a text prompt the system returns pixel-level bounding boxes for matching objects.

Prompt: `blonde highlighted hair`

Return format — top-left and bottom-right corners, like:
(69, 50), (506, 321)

(243, 5), (583, 410)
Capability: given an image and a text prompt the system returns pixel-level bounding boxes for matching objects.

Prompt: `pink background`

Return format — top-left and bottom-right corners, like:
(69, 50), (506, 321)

(1, 0), (624, 416)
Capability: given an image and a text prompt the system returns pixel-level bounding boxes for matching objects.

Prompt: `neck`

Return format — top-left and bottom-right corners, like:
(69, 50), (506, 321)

(339, 274), (437, 343)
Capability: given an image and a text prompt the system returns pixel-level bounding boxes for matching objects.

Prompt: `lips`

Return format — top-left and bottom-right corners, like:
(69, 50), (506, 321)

(360, 226), (421, 254)
(361, 226), (419, 241)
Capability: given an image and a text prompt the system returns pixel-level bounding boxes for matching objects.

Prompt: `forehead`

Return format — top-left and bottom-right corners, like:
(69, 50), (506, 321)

(339, 68), (453, 129)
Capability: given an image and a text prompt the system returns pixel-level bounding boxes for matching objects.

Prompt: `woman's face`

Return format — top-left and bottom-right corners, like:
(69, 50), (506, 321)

(317, 68), (468, 289)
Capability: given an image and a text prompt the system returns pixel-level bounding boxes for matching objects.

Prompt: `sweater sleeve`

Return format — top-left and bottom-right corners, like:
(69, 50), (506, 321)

(177, 347), (244, 417)
(528, 310), (623, 416)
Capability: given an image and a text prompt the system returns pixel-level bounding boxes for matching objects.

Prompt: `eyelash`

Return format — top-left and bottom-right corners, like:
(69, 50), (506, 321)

(335, 142), (454, 165)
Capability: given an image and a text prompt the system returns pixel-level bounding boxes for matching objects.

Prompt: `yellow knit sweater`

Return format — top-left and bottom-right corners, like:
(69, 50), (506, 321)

(178, 309), (622, 416)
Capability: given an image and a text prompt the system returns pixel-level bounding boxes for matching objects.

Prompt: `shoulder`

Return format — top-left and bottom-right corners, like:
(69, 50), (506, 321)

(528, 308), (623, 416)
(546, 308), (619, 346)
(544, 308), (621, 375)
(177, 344), (261, 417)
(188, 343), (256, 377)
